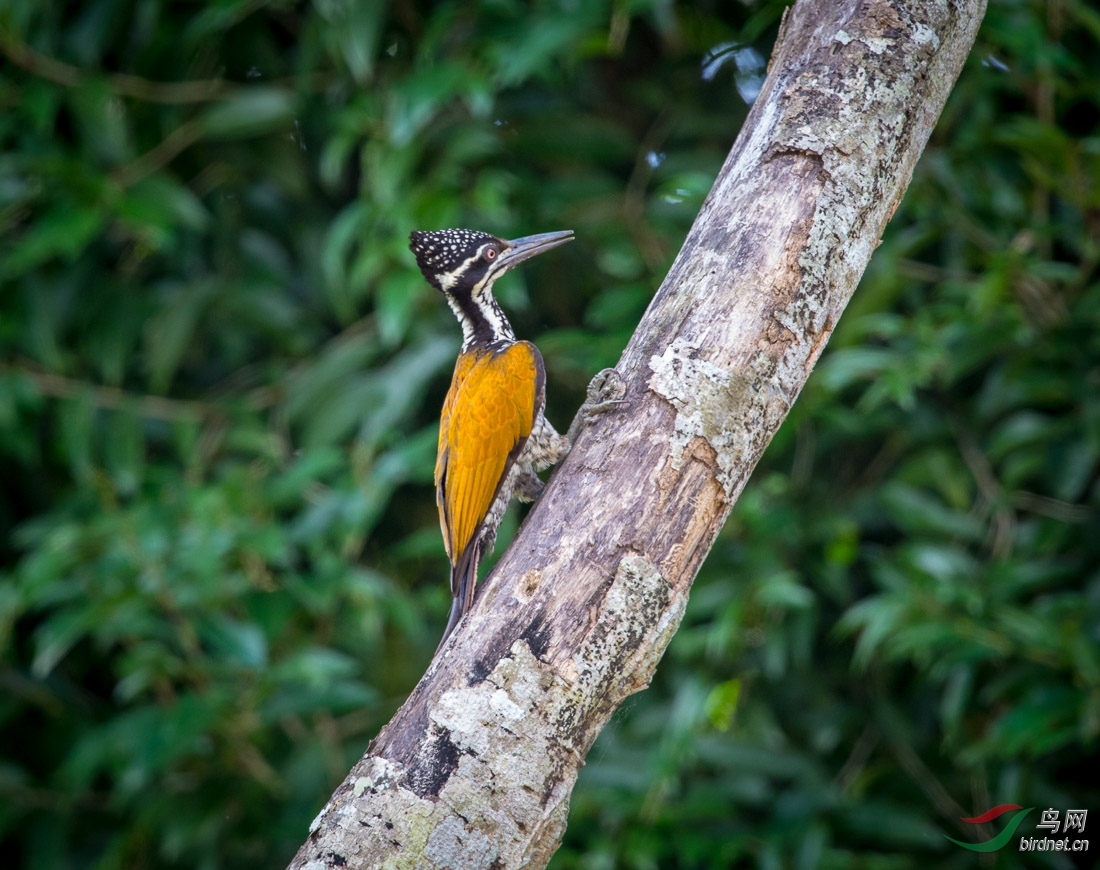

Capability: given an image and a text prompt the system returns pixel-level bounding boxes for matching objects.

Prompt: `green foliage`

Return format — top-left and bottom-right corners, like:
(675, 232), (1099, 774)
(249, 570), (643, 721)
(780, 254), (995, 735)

(0, 1), (1096, 869)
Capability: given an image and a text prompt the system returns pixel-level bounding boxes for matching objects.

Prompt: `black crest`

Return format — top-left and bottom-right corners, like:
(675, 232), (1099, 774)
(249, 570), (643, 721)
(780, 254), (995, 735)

(409, 228), (498, 292)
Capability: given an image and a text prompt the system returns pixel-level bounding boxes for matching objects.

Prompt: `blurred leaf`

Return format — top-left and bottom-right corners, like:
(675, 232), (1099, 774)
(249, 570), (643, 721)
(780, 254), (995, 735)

(2, 206), (103, 278)
(143, 280), (215, 394)
(880, 482), (986, 542)
(704, 679), (741, 732)
(118, 174), (210, 242)
(198, 615), (268, 669)
(200, 88), (296, 140)
(314, 0), (386, 83)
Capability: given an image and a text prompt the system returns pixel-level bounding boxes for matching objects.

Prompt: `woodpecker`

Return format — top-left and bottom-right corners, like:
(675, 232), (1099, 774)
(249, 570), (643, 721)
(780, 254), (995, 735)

(410, 228), (576, 649)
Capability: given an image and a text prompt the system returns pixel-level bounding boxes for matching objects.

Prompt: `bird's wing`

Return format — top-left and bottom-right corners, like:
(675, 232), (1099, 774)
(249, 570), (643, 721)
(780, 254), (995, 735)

(435, 342), (544, 581)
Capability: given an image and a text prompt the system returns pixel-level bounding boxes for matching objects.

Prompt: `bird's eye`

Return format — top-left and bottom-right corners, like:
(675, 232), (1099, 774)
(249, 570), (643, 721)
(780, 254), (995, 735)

(484, 246), (497, 260)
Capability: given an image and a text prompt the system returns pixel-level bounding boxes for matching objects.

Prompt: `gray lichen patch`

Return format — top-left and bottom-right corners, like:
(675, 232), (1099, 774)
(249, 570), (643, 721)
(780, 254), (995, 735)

(351, 757), (402, 799)
(576, 554), (686, 703)
(423, 816), (498, 870)
(422, 642), (576, 864)
(647, 338), (755, 499)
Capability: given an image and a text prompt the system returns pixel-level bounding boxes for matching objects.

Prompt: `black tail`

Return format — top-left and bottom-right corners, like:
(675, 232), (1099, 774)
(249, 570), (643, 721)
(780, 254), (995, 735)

(435, 544), (480, 654)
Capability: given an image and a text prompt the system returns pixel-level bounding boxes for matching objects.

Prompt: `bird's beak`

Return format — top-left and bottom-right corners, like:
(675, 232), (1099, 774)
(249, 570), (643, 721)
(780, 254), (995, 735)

(498, 230), (574, 270)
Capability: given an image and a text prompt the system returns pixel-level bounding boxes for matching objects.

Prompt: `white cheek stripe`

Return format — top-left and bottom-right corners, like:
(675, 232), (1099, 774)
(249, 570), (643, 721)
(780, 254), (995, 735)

(435, 250), (487, 292)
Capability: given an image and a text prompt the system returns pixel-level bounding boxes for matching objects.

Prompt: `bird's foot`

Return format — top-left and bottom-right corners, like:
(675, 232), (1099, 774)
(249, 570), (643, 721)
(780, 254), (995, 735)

(567, 367), (627, 442)
(584, 367), (627, 414)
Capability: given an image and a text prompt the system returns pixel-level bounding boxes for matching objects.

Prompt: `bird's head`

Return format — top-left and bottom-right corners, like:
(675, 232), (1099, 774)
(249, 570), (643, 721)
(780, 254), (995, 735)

(408, 228), (574, 301)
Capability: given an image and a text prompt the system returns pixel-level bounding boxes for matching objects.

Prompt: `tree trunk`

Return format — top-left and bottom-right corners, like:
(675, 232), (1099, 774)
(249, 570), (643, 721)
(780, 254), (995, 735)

(289, 0), (987, 867)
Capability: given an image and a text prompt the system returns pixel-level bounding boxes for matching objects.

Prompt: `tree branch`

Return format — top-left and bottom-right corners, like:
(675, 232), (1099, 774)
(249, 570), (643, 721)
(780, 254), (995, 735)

(0, 29), (233, 104)
(0, 23), (329, 107)
(289, 0), (987, 866)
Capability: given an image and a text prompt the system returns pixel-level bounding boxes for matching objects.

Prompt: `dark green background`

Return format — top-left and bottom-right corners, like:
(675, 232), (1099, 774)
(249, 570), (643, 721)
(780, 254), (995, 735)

(1, 1), (1097, 867)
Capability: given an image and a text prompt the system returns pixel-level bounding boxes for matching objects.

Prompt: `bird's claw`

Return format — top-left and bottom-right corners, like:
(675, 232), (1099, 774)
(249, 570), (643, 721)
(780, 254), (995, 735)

(567, 367), (626, 442)
(582, 367), (627, 420)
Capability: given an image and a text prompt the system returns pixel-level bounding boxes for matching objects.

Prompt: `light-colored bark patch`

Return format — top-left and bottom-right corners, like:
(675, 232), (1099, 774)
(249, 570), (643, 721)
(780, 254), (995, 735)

(647, 337), (754, 499)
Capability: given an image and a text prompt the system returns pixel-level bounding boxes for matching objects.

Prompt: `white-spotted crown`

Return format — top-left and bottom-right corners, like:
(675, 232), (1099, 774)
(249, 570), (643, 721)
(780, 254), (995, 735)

(409, 229), (500, 293)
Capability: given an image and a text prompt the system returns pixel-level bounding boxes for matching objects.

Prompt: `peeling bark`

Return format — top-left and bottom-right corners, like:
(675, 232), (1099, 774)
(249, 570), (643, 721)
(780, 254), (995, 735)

(288, 0), (987, 867)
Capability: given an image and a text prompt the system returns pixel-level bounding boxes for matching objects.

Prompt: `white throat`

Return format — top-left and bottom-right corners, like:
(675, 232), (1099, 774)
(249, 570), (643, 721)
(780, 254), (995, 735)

(446, 287), (516, 351)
